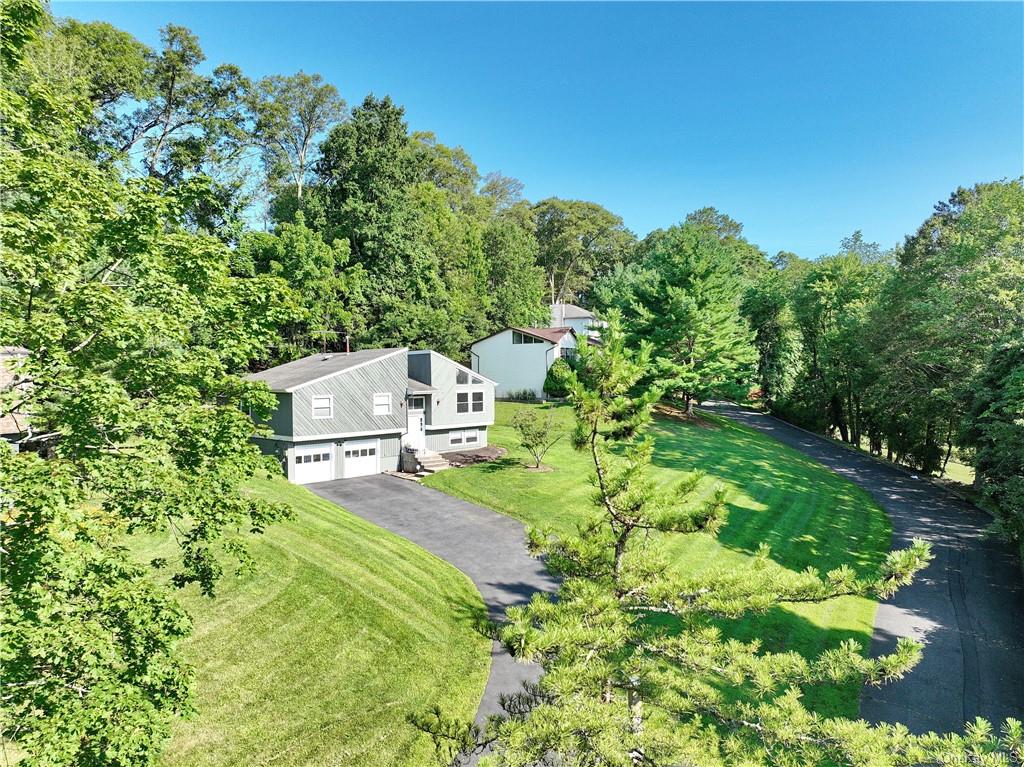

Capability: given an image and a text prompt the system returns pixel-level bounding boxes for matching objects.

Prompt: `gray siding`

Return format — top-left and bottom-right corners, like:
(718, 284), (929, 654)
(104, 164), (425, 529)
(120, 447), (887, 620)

(426, 426), (489, 453)
(411, 351), (494, 429)
(408, 353), (432, 385)
(291, 352), (406, 438)
(255, 393), (293, 436)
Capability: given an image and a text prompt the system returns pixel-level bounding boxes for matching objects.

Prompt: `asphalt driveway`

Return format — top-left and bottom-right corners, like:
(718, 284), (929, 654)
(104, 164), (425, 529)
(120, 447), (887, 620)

(308, 475), (558, 729)
(706, 402), (1024, 734)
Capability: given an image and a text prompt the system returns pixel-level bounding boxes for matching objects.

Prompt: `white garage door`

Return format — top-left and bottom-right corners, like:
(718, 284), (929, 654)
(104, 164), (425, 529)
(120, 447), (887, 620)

(342, 438), (380, 479)
(293, 442), (334, 485)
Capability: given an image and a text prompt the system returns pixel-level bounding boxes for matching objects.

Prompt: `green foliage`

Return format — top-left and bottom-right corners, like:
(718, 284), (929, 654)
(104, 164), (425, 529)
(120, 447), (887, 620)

(1, 448), (193, 767)
(965, 340), (1024, 551)
(252, 70), (346, 200)
(237, 212), (366, 361)
(533, 197), (636, 305)
(510, 407), (563, 468)
(542, 357), (573, 398)
(1, 7), (299, 763)
(597, 220), (758, 413)
(741, 274), (802, 405)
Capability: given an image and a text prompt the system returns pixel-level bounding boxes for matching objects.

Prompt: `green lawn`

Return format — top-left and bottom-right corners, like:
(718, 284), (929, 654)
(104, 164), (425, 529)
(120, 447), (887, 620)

(135, 475), (490, 767)
(425, 402), (892, 717)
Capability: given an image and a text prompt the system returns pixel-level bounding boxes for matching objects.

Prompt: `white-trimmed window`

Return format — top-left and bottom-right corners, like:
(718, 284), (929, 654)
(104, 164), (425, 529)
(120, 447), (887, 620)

(456, 392), (469, 413)
(456, 369), (469, 385)
(372, 392), (391, 416)
(408, 395), (426, 411)
(472, 391), (484, 413)
(450, 428), (479, 447)
(311, 396), (333, 419)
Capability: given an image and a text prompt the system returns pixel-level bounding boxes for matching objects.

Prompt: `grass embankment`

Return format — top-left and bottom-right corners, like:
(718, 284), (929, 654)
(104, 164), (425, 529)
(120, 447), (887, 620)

(136, 475), (490, 767)
(425, 402), (891, 717)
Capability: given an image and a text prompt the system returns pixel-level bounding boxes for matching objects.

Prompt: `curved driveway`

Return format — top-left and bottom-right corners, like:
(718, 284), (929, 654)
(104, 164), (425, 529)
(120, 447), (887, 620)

(707, 402), (1024, 734)
(309, 475), (558, 729)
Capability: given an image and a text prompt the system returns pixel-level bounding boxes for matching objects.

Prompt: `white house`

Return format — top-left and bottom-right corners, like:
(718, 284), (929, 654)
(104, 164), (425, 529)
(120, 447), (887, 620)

(550, 303), (606, 339)
(469, 327), (577, 399)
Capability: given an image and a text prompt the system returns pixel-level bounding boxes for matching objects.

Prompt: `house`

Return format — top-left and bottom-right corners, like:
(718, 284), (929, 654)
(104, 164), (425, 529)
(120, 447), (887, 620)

(246, 347), (495, 485)
(550, 303), (606, 339)
(469, 327), (577, 399)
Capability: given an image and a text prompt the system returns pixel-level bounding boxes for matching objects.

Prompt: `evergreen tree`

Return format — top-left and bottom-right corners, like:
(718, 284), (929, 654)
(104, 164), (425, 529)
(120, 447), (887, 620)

(602, 221), (757, 414)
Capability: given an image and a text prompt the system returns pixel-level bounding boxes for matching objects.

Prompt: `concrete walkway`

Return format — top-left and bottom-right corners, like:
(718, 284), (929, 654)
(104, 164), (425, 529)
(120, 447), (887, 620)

(706, 402), (1024, 734)
(308, 475), (558, 730)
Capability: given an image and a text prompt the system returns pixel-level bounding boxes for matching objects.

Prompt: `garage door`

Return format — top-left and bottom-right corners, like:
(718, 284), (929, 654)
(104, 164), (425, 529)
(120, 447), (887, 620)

(342, 438), (380, 479)
(293, 443), (334, 485)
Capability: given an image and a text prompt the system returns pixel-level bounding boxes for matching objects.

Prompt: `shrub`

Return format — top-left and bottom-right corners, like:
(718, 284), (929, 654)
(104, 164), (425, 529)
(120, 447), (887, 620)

(543, 358), (573, 398)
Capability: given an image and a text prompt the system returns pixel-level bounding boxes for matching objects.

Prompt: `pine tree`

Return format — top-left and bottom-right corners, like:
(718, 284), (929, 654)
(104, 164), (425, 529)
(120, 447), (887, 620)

(415, 316), (1023, 766)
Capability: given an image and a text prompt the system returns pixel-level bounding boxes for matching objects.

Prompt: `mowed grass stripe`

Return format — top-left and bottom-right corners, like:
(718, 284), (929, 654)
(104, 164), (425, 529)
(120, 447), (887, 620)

(134, 475), (490, 767)
(425, 402), (891, 718)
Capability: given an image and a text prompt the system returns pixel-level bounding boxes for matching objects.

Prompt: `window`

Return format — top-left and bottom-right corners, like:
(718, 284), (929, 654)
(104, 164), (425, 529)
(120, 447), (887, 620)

(311, 395), (333, 419)
(295, 456), (302, 465)
(312, 453), (321, 462)
(560, 347), (577, 361)
(450, 429), (479, 446)
(373, 392), (391, 416)
(472, 392), (484, 412)
(409, 395), (425, 411)
(456, 392), (469, 413)
(472, 376), (483, 385)
(512, 331), (543, 344)
(456, 370), (468, 385)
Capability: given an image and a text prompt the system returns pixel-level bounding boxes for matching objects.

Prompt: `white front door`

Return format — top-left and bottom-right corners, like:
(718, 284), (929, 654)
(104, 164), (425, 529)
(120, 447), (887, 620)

(405, 410), (426, 452)
(293, 442), (334, 485)
(342, 438), (380, 478)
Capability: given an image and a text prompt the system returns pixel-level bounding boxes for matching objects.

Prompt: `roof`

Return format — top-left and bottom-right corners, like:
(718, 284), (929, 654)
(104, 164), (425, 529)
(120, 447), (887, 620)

(550, 303), (596, 320)
(470, 326), (577, 347)
(516, 326), (575, 343)
(246, 348), (405, 393)
(407, 376), (437, 394)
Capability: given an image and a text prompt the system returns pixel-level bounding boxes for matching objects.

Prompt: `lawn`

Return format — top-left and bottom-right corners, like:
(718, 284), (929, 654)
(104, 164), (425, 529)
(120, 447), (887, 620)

(135, 475), (490, 767)
(425, 402), (892, 717)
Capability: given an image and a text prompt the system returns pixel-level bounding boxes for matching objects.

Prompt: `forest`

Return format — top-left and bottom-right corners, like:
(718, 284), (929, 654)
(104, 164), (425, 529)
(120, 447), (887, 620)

(2, 0), (1023, 764)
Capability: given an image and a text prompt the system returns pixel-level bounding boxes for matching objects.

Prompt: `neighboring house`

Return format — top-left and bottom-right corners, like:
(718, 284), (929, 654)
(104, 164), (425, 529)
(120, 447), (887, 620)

(550, 303), (606, 339)
(246, 347), (495, 485)
(469, 327), (577, 399)
(1, 346), (30, 447)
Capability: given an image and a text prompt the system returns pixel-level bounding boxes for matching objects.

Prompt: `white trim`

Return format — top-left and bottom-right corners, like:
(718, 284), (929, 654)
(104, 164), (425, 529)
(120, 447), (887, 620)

(425, 421), (491, 431)
(282, 348), (407, 393)
(311, 395), (333, 420)
(372, 392), (392, 416)
(267, 428), (402, 442)
(408, 349), (498, 386)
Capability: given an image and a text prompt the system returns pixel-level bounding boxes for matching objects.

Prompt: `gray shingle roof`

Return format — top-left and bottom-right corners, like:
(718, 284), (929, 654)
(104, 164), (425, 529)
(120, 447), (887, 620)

(407, 376), (436, 393)
(550, 303), (596, 320)
(246, 348), (404, 392)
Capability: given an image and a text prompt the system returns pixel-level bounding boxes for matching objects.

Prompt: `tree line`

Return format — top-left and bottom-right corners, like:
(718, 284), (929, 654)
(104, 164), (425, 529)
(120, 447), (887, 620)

(2, 1), (1022, 764)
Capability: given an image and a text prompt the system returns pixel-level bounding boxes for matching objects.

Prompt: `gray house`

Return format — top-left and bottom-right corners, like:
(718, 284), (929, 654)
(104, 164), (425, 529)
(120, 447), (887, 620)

(247, 347), (496, 484)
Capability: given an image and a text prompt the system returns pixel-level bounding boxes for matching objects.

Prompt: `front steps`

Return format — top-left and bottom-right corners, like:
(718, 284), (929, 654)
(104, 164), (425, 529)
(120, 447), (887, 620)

(413, 450), (450, 477)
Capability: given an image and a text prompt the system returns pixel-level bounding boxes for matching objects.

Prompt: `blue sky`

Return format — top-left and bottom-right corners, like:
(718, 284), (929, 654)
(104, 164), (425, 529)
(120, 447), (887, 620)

(55, 2), (1023, 258)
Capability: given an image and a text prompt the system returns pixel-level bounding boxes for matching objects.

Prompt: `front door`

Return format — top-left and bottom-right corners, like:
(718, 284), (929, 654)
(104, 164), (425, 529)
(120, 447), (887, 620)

(405, 409), (426, 452)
